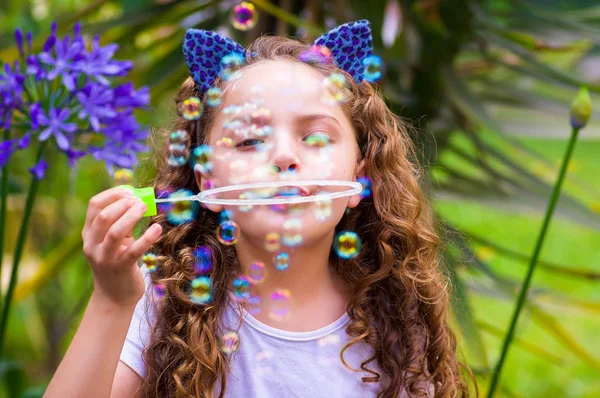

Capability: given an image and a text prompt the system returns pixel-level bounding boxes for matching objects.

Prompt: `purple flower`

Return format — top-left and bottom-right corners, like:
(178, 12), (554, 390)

(30, 102), (42, 130)
(26, 55), (46, 80)
(28, 158), (48, 179)
(74, 36), (133, 85)
(0, 62), (25, 106)
(38, 36), (84, 91)
(77, 84), (117, 131)
(17, 132), (31, 150)
(0, 139), (16, 167)
(65, 147), (87, 167)
(37, 107), (77, 151)
(113, 83), (150, 108)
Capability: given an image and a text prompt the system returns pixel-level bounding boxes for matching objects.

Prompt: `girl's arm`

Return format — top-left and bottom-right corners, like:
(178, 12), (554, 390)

(45, 292), (142, 398)
(45, 187), (162, 397)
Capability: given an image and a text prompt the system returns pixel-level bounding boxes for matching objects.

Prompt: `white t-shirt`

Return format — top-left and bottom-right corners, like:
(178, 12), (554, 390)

(120, 268), (429, 397)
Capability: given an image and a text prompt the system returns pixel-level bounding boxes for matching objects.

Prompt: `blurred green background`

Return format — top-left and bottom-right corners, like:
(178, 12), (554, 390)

(1, 0), (599, 397)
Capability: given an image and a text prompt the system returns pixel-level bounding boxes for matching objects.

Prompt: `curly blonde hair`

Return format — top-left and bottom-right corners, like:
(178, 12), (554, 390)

(140, 35), (471, 398)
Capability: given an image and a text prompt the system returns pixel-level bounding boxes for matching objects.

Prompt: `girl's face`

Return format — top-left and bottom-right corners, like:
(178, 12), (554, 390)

(196, 60), (363, 248)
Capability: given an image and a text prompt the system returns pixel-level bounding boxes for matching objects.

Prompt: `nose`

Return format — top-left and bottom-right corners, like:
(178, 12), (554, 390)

(270, 131), (300, 173)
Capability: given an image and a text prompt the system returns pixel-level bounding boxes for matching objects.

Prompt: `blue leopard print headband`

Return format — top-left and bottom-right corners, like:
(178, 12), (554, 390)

(182, 20), (374, 96)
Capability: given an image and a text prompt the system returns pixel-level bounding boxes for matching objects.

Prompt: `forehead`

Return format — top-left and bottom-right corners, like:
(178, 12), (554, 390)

(210, 60), (352, 129)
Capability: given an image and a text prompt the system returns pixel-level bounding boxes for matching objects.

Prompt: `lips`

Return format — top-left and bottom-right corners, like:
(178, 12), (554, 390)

(271, 185), (311, 198)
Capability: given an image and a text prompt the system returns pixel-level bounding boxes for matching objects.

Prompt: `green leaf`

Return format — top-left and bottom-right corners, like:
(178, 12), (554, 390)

(0, 360), (27, 398)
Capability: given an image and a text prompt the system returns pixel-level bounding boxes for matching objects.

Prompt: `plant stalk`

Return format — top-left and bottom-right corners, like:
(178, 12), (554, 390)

(0, 128), (9, 305)
(0, 140), (48, 355)
(486, 126), (581, 397)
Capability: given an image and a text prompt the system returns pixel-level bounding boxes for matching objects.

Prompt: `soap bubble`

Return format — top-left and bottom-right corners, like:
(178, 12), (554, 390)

(248, 261), (266, 284)
(169, 129), (190, 149)
(142, 252), (160, 272)
(219, 209), (235, 223)
(190, 144), (213, 173)
(322, 73), (349, 105)
(181, 97), (203, 120)
(247, 295), (262, 315)
(274, 252), (290, 271)
(230, 2), (258, 31)
(220, 52), (245, 80)
(114, 168), (134, 185)
(314, 195), (332, 221)
(194, 246), (212, 274)
(206, 87), (223, 107)
(153, 283), (166, 298)
(156, 188), (174, 214)
(282, 218), (303, 247)
(233, 276), (251, 301)
(305, 133), (331, 148)
(168, 130), (191, 167)
(299, 45), (333, 65)
(362, 55), (383, 83)
(333, 231), (362, 260)
(222, 331), (240, 354)
(217, 220), (240, 245)
(264, 232), (281, 252)
(269, 288), (292, 321)
(189, 276), (212, 305)
(358, 176), (372, 199)
(238, 191), (254, 213)
(167, 189), (199, 225)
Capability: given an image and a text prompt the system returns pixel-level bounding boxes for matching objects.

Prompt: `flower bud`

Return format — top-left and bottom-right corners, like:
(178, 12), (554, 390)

(570, 87), (592, 129)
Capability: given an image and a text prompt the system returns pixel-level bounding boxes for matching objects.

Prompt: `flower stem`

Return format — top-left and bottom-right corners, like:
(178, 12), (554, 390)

(0, 129), (10, 306)
(486, 126), (581, 397)
(0, 139), (49, 355)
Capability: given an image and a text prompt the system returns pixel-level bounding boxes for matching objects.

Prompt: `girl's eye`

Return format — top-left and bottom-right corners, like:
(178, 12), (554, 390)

(236, 138), (264, 149)
(304, 132), (331, 148)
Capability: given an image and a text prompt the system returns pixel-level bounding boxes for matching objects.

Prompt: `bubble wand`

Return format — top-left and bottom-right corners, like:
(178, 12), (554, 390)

(118, 180), (363, 217)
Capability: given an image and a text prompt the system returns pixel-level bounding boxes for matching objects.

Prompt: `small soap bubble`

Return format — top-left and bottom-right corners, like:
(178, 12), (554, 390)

(269, 288), (292, 321)
(333, 231), (362, 260)
(181, 97), (203, 120)
(142, 252), (160, 272)
(194, 246), (212, 274)
(221, 331), (240, 354)
(167, 153), (189, 167)
(217, 220), (240, 245)
(230, 2), (258, 31)
(216, 137), (235, 149)
(219, 209), (235, 223)
(167, 189), (199, 225)
(248, 261), (266, 284)
(233, 276), (251, 301)
(282, 218), (303, 247)
(238, 191), (254, 212)
(190, 144), (213, 173)
(156, 188), (174, 214)
(114, 168), (134, 185)
(206, 87), (223, 107)
(314, 196), (332, 221)
(265, 232), (281, 252)
(220, 52), (245, 80)
(305, 133), (331, 148)
(274, 252), (290, 271)
(358, 176), (372, 199)
(153, 283), (166, 298)
(189, 276), (212, 304)
(322, 73), (349, 105)
(247, 295), (262, 315)
(299, 45), (333, 65)
(169, 129), (190, 147)
(362, 55), (383, 83)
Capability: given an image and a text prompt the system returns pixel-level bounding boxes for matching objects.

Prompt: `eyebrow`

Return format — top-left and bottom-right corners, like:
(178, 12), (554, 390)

(293, 113), (342, 128)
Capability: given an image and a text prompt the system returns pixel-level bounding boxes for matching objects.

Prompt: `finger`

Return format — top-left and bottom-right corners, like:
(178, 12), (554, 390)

(87, 197), (137, 245)
(83, 187), (135, 236)
(100, 201), (148, 255)
(122, 224), (163, 264)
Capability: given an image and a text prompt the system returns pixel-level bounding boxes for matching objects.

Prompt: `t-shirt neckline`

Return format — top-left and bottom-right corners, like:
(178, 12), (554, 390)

(229, 299), (350, 342)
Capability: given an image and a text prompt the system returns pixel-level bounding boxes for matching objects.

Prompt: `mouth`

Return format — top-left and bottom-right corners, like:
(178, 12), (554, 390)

(271, 185), (312, 199)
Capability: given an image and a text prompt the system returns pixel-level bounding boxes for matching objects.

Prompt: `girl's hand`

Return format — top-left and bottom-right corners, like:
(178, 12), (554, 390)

(82, 187), (163, 307)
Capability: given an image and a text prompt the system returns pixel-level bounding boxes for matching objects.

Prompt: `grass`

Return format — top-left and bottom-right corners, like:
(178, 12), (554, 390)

(435, 134), (600, 397)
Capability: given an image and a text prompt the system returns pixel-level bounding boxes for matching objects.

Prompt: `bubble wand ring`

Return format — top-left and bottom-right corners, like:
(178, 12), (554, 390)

(160, 180), (363, 206)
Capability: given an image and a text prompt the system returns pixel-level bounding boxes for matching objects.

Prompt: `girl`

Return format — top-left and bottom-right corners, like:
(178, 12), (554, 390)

(46, 20), (469, 398)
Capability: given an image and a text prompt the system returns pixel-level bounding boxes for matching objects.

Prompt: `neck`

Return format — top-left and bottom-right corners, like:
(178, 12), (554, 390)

(235, 231), (351, 332)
